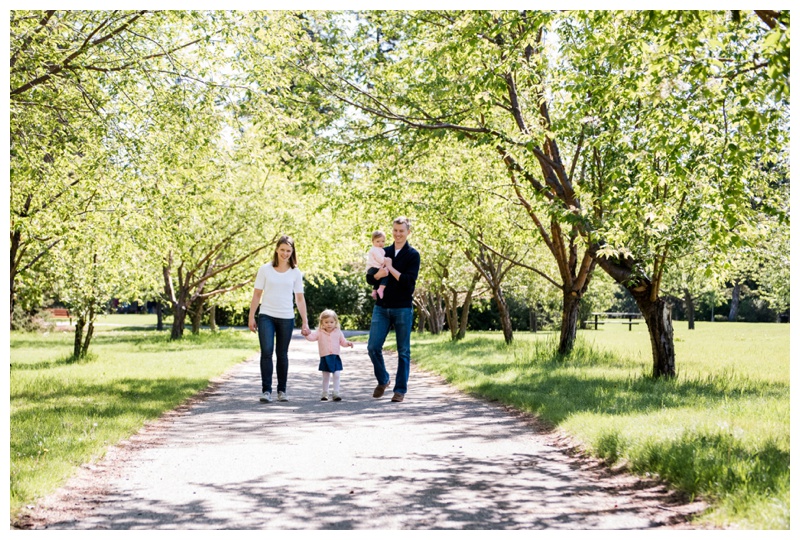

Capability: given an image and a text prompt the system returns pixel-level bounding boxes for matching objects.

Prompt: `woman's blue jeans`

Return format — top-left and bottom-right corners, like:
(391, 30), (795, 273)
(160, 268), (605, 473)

(367, 305), (413, 395)
(257, 314), (294, 393)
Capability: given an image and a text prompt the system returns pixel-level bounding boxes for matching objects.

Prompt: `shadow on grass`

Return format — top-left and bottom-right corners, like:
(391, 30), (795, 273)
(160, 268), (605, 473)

(467, 366), (787, 424)
(420, 335), (786, 423)
(10, 357), (75, 371)
(414, 334), (790, 510)
(11, 377), (212, 456)
(618, 432), (789, 499)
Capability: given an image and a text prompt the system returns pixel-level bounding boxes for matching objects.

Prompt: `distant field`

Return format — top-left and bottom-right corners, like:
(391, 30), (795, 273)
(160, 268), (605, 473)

(411, 322), (790, 529)
(45, 313), (244, 331)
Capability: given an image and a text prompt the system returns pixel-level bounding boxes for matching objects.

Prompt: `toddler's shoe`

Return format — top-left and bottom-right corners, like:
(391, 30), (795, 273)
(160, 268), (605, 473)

(320, 392), (329, 401)
(332, 392), (342, 402)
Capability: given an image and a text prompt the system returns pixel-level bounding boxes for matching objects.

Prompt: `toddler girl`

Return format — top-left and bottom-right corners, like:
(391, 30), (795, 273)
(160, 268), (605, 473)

(367, 230), (389, 299)
(304, 309), (353, 401)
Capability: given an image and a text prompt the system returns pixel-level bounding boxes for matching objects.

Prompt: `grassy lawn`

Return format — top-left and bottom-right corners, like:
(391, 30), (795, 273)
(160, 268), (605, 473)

(9, 325), (259, 518)
(411, 322), (790, 529)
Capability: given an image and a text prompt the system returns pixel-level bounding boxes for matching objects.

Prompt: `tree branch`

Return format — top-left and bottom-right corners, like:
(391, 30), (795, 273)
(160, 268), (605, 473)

(10, 10), (56, 69)
(11, 11), (148, 96)
(504, 72), (528, 133)
(188, 243), (268, 290)
(18, 238), (62, 274)
(445, 214), (561, 289)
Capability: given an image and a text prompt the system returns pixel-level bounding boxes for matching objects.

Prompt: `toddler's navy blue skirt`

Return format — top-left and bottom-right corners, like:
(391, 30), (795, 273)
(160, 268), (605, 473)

(318, 354), (343, 372)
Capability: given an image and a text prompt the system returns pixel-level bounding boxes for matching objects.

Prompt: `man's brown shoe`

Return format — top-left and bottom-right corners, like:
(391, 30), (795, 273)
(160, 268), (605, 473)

(391, 393), (404, 403)
(373, 383), (389, 398)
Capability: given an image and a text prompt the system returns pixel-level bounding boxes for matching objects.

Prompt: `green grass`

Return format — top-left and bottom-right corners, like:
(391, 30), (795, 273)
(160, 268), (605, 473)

(94, 313), (162, 328)
(9, 327), (259, 518)
(411, 322), (790, 529)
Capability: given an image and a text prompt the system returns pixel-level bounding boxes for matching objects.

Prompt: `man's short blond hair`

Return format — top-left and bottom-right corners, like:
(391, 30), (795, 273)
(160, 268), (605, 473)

(393, 216), (411, 231)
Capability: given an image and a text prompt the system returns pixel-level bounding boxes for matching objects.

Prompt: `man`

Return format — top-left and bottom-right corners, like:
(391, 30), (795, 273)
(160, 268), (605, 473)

(366, 216), (420, 402)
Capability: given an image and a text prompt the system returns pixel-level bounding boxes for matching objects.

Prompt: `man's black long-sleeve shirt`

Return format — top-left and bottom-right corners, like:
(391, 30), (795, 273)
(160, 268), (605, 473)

(366, 242), (420, 309)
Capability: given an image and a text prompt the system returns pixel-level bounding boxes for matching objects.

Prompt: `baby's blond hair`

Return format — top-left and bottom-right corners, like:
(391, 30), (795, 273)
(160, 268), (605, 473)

(371, 230), (385, 241)
(318, 309), (341, 330)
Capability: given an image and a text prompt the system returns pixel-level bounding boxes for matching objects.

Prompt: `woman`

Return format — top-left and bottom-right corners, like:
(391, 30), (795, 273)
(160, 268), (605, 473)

(249, 235), (310, 403)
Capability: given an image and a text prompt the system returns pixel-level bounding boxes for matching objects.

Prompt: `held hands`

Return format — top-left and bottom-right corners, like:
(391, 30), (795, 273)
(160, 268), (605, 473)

(301, 323), (311, 336)
(346, 341), (354, 348)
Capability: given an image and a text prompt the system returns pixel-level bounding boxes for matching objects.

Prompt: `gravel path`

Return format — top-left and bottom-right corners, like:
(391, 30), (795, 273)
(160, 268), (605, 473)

(17, 331), (705, 530)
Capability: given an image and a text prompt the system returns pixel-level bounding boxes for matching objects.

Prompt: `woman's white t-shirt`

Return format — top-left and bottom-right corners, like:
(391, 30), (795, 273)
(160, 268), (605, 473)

(254, 263), (304, 319)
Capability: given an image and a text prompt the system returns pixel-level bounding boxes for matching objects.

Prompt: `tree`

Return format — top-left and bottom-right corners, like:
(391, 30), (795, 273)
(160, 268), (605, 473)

(293, 11), (599, 354)
(558, 10), (787, 375)
(9, 10), (235, 327)
(49, 165), (154, 358)
(426, 245), (483, 341)
(294, 10), (788, 377)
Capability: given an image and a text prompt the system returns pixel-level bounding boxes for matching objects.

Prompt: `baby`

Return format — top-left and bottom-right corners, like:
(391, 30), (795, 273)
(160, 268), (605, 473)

(366, 230), (389, 299)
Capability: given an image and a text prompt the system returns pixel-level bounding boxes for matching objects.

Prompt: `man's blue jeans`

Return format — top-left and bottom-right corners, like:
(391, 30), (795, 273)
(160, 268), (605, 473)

(367, 305), (413, 395)
(257, 314), (294, 393)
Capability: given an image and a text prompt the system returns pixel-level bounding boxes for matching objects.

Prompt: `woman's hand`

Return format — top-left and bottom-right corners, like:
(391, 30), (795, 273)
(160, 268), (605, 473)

(248, 316), (257, 333)
(301, 323), (311, 336)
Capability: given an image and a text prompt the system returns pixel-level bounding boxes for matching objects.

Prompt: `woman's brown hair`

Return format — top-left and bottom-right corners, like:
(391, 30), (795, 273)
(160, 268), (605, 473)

(272, 235), (298, 269)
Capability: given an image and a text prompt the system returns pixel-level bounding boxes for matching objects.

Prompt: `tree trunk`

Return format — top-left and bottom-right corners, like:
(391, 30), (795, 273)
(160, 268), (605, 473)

(457, 274), (479, 340)
(209, 304), (218, 332)
(728, 280), (741, 321)
(492, 287), (514, 345)
(413, 292), (432, 333)
(684, 288), (695, 330)
(417, 291), (445, 334)
(73, 316), (85, 359)
(10, 229), (21, 330)
(530, 307), (537, 333)
(594, 251), (675, 378)
(81, 320), (95, 358)
(156, 301), (163, 331)
(414, 297), (428, 333)
(445, 290), (459, 341)
(190, 297), (205, 334)
(425, 291), (445, 334)
(171, 301), (187, 340)
(635, 295), (676, 378)
(559, 291), (580, 354)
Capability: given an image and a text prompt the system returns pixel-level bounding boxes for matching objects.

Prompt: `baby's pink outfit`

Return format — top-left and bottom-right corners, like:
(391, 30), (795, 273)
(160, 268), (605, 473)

(367, 246), (385, 269)
(304, 328), (350, 356)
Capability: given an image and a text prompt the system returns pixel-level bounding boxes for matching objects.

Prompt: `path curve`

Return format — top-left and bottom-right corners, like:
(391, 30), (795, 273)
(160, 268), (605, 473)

(17, 332), (705, 529)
